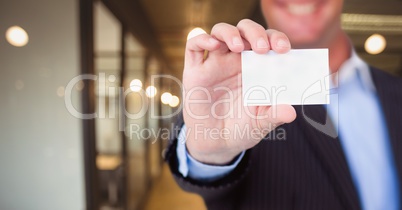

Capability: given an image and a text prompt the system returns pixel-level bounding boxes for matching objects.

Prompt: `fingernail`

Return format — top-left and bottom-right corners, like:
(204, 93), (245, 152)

(233, 37), (243, 46)
(277, 39), (289, 48)
(257, 38), (268, 49)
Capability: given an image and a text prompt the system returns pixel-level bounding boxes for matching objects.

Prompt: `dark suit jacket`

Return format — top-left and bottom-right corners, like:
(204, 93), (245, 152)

(165, 67), (402, 210)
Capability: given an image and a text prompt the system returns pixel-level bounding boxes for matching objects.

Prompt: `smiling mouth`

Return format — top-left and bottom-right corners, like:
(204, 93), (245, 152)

(287, 3), (316, 15)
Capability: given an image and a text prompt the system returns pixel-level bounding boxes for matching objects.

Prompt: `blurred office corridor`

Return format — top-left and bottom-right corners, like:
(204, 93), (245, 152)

(143, 165), (205, 210)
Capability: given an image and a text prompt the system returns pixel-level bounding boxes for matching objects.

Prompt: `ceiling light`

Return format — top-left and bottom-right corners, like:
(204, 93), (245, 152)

(187, 27), (206, 40)
(365, 34), (386, 55)
(161, 92), (172, 104)
(129, 79), (142, 92)
(146, 86), (157, 98)
(169, 96), (180, 107)
(6, 26), (29, 47)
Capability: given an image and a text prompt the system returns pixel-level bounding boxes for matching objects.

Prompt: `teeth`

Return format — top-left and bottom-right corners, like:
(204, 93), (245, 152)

(288, 3), (315, 15)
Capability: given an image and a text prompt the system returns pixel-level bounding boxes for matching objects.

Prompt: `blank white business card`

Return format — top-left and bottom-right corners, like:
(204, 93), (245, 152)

(242, 49), (330, 106)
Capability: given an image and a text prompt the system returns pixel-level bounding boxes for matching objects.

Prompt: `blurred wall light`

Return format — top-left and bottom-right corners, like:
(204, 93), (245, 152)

(6, 26), (29, 47)
(57, 86), (65, 97)
(75, 81), (85, 91)
(129, 79), (142, 92)
(146, 86), (157, 98)
(187, 27), (207, 40)
(15, 80), (24, 90)
(169, 96), (180, 107)
(161, 92), (172, 104)
(365, 34), (386, 55)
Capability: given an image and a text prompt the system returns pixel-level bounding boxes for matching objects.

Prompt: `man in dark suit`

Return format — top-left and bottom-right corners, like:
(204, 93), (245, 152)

(165, 0), (402, 209)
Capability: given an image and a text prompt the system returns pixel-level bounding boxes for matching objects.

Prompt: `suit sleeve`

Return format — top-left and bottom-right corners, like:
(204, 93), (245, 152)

(164, 113), (252, 209)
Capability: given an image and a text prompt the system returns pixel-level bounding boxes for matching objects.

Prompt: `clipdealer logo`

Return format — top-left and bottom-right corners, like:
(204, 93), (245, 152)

(63, 72), (339, 139)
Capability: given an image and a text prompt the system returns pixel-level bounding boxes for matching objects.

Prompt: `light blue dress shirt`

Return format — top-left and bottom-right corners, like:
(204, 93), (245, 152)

(176, 51), (399, 210)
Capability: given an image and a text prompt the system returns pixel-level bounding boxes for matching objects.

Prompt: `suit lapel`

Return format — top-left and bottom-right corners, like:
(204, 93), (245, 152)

(294, 105), (362, 210)
(370, 67), (402, 207)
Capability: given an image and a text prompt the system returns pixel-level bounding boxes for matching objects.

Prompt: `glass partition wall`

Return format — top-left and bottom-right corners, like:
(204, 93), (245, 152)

(94, 2), (123, 209)
(124, 33), (148, 210)
(91, 1), (164, 209)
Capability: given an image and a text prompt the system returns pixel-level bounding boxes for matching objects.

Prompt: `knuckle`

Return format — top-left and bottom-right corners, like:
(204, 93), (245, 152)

(238, 19), (264, 30)
(211, 22), (231, 32)
(238, 19), (265, 36)
(237, 18), (253, 27)
(211, 23), (240, 40)
(266, 28), (278, 33)
(255, 24), (266, 32)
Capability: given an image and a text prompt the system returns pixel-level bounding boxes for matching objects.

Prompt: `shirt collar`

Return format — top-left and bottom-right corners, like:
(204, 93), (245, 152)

(332, 49), (376, 92)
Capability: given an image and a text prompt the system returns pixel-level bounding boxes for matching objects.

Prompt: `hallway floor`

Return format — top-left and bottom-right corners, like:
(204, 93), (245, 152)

(144, 164), (206, 210)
